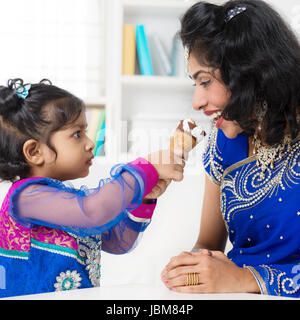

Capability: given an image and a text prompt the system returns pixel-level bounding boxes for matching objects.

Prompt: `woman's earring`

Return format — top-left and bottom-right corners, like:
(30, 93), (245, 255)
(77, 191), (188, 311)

(252, 100), (268, 157)
(256, 100), (268, 134)
(184, 47), (190, 74)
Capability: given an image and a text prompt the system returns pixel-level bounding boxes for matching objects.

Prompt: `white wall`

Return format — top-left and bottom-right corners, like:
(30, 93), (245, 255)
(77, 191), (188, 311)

(0, 0), (106, 99)
(266, 0), (300, 37)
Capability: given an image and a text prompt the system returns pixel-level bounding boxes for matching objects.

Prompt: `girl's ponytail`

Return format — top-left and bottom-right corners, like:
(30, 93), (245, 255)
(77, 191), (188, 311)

(0, 79), (24, 119)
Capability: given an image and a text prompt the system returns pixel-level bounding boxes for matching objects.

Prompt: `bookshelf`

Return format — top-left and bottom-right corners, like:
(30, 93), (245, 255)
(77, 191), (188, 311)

(104, 0), (224, 163)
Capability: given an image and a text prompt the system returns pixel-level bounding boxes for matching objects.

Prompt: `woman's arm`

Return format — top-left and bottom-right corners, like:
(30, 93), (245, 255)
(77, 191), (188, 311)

(161, 175), (258, 294)
(246, 263), (300, 297)
(193, 174), (228, 252)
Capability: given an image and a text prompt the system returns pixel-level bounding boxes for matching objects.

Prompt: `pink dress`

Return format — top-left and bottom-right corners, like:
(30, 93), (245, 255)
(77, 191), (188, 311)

(0, 158), (158, 297)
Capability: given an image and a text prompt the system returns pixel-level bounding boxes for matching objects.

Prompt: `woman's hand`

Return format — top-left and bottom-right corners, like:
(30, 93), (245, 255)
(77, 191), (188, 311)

(144, 149), (185, 199)
(161, 250), (260, 294)
(144, 179), (171, 199)
(146, 149), (185, 182)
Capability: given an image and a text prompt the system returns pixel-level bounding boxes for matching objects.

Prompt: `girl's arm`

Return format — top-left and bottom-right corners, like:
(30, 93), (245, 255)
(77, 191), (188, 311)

(193, 174), (228, 252)
(101, 200), (157, 254)
(9, 158), (160, 237)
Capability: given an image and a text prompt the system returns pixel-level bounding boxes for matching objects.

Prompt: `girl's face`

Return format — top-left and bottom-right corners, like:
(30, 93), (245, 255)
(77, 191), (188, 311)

(42, 111), (95, 180)
(188, 52), (243, 138)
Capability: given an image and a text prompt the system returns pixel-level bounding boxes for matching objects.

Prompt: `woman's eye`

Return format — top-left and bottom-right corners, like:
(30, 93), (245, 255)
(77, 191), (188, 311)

(192, 79), (211, 87)
(200, 80), (211, 87)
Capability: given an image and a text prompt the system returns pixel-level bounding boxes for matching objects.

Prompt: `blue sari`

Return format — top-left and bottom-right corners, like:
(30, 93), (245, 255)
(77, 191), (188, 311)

(203, 127), (300, 297)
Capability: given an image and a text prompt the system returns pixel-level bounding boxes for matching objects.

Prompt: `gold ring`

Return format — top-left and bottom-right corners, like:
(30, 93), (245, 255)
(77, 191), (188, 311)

(185, 272), (199, 286)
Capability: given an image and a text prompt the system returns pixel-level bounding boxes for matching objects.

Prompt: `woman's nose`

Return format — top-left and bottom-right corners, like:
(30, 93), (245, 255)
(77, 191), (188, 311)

(192, 88), (208, 111)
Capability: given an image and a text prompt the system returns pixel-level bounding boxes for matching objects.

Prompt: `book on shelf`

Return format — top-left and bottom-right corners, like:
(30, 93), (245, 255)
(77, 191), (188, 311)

(135, 24), (153, 76)
(87, 108), (102, 142)
(122, 24), (136, 75)
(148, 33), (172, 76)
(86, 108), (106, 156)
(121, 25), (185, 78)
(94, 109), (106, 156)
(170, 31), (187, 77)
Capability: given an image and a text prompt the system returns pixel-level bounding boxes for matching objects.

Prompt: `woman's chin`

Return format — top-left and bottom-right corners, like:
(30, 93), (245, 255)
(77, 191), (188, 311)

(219, 121), (243, 139)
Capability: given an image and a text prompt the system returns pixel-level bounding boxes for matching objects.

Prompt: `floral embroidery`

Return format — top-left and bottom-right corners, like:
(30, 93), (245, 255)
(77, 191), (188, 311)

(54, 270), (82, 291)
(31, 226), (77, 250)
(0, 205), (31, 252)
(69, 233), (102, 287)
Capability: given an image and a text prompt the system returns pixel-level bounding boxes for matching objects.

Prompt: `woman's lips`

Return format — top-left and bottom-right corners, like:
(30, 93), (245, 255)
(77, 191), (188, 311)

(204, 109), (222, 116)
(203, 109), (223, 128)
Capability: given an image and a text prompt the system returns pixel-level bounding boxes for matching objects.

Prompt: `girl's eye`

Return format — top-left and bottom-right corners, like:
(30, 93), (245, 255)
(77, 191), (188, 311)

(73, 131), (81, 138)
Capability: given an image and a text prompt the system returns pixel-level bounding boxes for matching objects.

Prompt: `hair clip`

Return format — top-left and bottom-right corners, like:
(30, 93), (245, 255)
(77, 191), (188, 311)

(15, 84), (31, 99)
(224, 6), (246, 23)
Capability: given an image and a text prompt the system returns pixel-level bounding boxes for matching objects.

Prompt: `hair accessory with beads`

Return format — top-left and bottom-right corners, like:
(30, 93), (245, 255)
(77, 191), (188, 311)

(15, 84), (31, 99)
(224, 6), (246, 23)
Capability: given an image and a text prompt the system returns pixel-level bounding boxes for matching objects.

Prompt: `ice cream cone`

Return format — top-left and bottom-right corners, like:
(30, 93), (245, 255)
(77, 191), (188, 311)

(170, 119), (206, 158)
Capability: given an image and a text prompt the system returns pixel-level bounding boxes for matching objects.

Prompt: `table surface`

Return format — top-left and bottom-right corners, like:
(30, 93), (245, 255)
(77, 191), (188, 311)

(4, 284), (294, 300)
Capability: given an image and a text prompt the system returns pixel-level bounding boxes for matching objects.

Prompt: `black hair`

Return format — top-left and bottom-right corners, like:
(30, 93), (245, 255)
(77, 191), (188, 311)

(180, 0), (300, 145)
(0, 78), (85, 182)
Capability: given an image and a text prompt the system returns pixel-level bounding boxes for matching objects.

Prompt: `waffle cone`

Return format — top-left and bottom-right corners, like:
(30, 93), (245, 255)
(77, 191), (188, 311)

(170, 130), (197, 157)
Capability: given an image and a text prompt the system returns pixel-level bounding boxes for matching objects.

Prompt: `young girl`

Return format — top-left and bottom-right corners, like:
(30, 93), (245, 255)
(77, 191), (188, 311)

(0, 78), (184, 298)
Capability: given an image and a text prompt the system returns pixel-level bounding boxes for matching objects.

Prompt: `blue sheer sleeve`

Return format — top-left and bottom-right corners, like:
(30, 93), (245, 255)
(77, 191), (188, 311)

(100, 214), (149, 254)
(9, 164), (148, 238)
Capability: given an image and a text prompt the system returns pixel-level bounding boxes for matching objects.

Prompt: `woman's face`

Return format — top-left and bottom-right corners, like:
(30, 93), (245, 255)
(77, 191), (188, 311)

(188, 52), (243, 139)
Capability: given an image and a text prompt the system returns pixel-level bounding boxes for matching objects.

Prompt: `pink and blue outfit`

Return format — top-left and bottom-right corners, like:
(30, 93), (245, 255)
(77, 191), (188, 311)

(0, 158), (158, 298)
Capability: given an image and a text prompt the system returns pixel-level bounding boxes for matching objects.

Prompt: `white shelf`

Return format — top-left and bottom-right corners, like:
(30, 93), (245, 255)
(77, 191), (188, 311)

(106, 0), (220, 158)
(130, 113), (206, 123)
(122, 0), (224, 14)
(123, 0), (197, 14)
(121, 75), (192, 87)
(84, 96), (107, 107)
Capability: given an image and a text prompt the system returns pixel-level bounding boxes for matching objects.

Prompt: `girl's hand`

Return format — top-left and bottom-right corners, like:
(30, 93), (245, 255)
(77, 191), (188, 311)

(161, 250), (260, 294)
(147, 149), (185, 182)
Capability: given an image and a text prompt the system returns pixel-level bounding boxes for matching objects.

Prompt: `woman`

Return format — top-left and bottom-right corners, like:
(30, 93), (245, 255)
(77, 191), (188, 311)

(161, 0), (300, 297)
